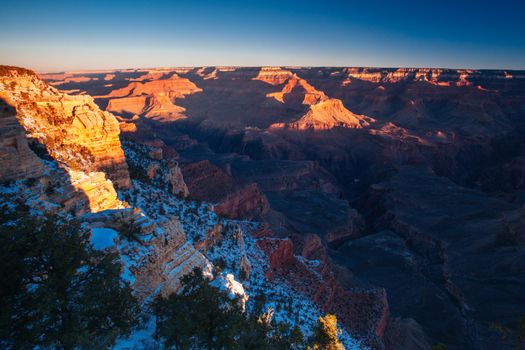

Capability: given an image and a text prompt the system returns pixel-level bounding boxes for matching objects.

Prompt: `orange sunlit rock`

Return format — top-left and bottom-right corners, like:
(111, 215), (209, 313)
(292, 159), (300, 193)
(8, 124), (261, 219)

(0, 65), (131, 188)
(271, 98), (372, 130)
(102, 72), (202, 120)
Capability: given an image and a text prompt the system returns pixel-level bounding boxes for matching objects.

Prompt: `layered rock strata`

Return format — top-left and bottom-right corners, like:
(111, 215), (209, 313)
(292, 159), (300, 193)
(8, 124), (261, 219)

(0, 66), (130, 188)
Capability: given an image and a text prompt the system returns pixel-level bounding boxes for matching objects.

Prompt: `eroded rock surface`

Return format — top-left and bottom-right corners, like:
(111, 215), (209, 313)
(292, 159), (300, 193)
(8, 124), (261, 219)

(1, 66), (130, 188)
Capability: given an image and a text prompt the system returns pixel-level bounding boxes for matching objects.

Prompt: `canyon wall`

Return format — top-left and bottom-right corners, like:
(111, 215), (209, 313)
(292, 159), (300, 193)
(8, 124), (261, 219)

(41, 66), (525, 350)
(1, 66), (130, 188)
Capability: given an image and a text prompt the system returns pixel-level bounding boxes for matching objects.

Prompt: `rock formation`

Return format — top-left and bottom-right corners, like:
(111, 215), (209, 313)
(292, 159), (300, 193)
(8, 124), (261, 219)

(252, 66), (294, 86)
(102, 72), (202, 121)
(195, 223), (224, 251)
(0, 66), (130, 188)
(276, 98), (371, 130)
(0, 99), (45, 182)
(85, 209), (211, 299)
(252, 67), (373, 130)
(263, 72), (328, 105)
(66, 168), (124, 212)
(167, 161), (189, 197)
(239, 254), (251, 280)
(213, 183), (270, 219)
(182, 160), (270, 220)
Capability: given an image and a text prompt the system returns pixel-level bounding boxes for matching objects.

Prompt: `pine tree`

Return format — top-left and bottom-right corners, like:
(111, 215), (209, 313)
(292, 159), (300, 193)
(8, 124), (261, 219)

(0, 210), (139, 349)
(310, 314), (345, 350)
(155, 267), (243, 349)
(154, 267), (307, 350)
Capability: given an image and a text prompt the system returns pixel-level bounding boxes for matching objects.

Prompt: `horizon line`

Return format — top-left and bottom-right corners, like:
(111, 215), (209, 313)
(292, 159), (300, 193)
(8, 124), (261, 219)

(31, 65), (525, 75)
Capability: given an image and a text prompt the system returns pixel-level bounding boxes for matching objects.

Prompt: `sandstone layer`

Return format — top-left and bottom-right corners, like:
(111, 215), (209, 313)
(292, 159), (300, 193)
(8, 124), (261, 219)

(102, 72), (202, 121)
(0, 66), (130, 188)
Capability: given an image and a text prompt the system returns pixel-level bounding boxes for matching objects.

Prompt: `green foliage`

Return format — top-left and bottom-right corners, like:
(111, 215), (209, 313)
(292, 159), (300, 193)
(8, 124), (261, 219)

(128, 162), (149, 182)
(0, 212), (139, 349)
(154, 268), (241, 349)
(153, 267), (306, 350)
(432, 344), (448, 350)
(310, 314), (345, 350)
(269, 322), (306, 350)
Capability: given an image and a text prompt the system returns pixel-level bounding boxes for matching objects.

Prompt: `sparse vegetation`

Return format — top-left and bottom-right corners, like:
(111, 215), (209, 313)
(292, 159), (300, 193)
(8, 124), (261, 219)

(153, 267), (307, 350)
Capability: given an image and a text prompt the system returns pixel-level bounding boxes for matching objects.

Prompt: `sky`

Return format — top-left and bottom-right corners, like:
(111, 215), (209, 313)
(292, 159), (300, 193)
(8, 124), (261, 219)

(1, 0), (524, 72)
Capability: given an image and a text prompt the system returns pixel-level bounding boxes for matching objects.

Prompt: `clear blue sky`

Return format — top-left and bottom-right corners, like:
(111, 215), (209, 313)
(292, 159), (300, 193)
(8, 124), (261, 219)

(1, 0), (524, 72)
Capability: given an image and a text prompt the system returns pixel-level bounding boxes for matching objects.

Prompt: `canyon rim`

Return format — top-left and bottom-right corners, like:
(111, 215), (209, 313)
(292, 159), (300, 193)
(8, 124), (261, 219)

(1, 1), (525, 349)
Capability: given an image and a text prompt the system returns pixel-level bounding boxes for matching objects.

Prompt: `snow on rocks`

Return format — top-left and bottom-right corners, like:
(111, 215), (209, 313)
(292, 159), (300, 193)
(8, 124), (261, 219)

(111, 142), (366, 349)
(211, 273), (249, 310)
(90, 227), (118, 250)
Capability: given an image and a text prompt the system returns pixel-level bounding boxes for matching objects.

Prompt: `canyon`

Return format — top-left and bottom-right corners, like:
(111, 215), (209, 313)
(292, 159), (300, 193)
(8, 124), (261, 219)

(0, 66), (366, 349)
(0, 64), (524, 349)
(45, 65), (525, 350)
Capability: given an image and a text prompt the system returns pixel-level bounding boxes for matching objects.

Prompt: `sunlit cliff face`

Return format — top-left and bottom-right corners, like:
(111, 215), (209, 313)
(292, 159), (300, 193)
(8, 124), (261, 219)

(0, 66), (131, 189)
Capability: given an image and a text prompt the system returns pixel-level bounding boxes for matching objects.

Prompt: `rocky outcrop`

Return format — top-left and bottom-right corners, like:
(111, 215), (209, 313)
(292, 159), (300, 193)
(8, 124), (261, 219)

(0, 67), (126, 215)
(181, 160), (270, 219)
(0, 99), (45, 182)
(263, 73), (327, 105)
(146, 162), (161, 179)
(252, 67), (294, 86)
(239, 254), (251, 280)
(167, 161), (189, 197)
(107, 96), (149, 116)
(0, 66), (131, 188)
(102, 72), (202, 121)
(259, 238), (295, 271)
(301, 234), (324, 260)
(213, 183), (270, 219)
(211, 273), (249, 311)
(182, 160), (238, 202)
(105, 72), (201, 99)
(273, 98), (372, 130)
(195, 223), (224, 251)
(66, 168), (125, 212)
(86, 209), (211, 299)
(143, 139), (180, 160)
(195, 67), (219, 80)
(252, 68), (373, 130)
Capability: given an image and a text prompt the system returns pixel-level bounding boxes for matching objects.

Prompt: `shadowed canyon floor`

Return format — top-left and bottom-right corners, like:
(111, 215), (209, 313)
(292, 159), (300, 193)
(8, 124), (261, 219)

(34, 66), (525, 349)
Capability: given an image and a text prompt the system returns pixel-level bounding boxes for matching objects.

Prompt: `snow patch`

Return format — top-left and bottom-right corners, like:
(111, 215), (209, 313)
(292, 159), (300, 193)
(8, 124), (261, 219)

(90, 227), (119, 250)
